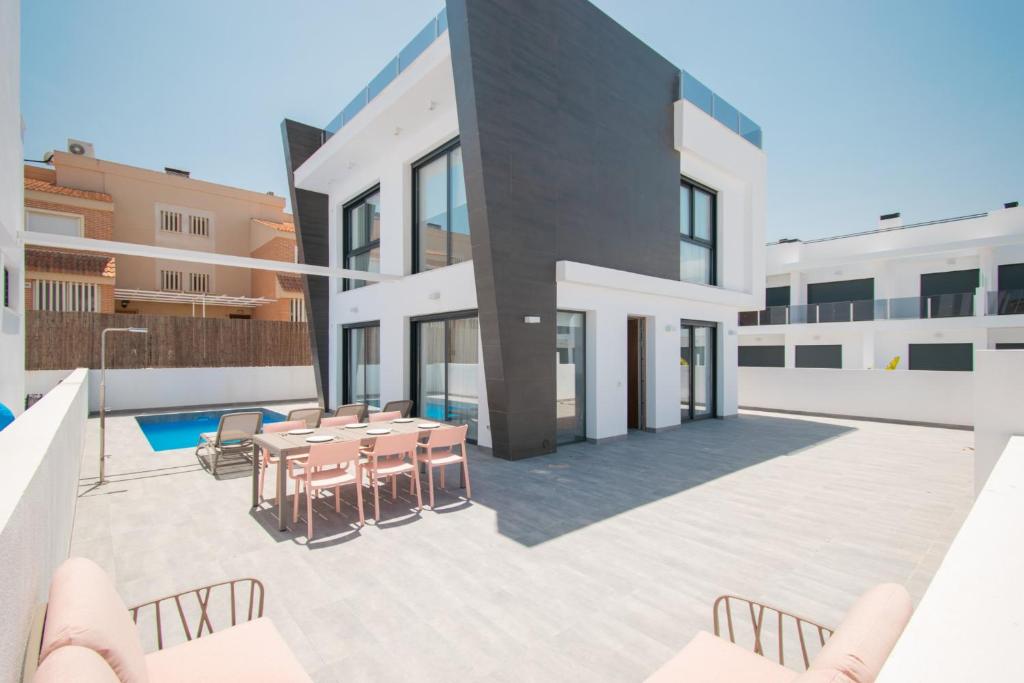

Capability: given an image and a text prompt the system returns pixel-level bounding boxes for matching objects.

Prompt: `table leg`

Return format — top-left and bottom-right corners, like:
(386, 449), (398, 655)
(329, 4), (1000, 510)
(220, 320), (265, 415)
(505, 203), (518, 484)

(251, 446), (259, 509)
(277, 458), (287, 532)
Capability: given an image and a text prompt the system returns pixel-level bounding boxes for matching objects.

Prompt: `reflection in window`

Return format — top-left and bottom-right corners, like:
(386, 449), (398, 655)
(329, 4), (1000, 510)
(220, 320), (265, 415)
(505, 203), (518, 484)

(345, 325), (380, 408)
(343, 188), (381, 289)
(556, 311), (586, 444)
(680, 178), (716, 285)
(414, 315), (479, 442)
(414, 140), (470, 272)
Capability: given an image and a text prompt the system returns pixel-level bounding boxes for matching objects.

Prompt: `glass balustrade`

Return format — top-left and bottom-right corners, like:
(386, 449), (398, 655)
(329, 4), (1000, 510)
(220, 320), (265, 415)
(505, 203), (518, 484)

(739, 293), (982, 326)
(989, 289), (1024, 315)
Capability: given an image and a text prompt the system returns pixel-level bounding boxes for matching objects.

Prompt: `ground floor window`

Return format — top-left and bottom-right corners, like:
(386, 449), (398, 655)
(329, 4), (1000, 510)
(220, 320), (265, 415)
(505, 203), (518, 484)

(795, 344), (842, 369)
(908, 343), (973, 371)
(289, 299), (306, 323)
(343, 323), (380, 408)
(556, 311), (586, 444)
(738, 345), (784, 367)
(412, 313), (479, 442)
(33, 279), (99, 312)
(681, 321), (715, 420)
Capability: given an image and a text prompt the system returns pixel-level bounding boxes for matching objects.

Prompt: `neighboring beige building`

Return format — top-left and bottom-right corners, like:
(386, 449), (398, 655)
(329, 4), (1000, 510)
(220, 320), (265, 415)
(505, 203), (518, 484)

(23, 146), (304, 320)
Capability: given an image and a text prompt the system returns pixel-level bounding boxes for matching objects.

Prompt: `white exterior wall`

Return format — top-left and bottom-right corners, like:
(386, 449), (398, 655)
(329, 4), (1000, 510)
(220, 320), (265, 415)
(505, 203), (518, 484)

(0, 0), (24, 416)
(297, 39), (765, 449)
(26, 366), (316, 413)
(0, 369), (88, 681)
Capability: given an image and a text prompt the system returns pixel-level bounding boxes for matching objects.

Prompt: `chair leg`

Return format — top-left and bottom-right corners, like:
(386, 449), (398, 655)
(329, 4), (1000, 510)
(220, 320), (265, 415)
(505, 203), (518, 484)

(306, 485), (314, 540)
(211, 448), (219, 476)
(258, 453), (266, 501)
(355, 481), (365, 526)
(391, 475), (397, 501)
(293, 479), (301, 523)
(426, 461), (435, 509)
(335, 486), (341, 513)
(373, 475), (380, 522)
(440, 464), (446, 489)
(462, 457), (472, 499)
(413, 464), (423, 511)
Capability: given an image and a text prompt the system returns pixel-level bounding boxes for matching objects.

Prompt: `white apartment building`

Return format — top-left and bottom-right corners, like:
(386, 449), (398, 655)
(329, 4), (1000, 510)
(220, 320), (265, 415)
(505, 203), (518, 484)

(283, 0), (767, 459)
(738, 206), (1024, 373)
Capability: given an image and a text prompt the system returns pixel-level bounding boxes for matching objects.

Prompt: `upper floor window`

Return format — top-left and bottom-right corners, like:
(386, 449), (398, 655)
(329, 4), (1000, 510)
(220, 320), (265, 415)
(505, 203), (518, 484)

(414, 139), (469, 272)
(680, 178), (716, 285)
(160, 269), (182, 291)
(188, 272), (210, 293)
(156, 204), (213, 238)
(342, 187), (381, 290)
(25, 208), (83, 237)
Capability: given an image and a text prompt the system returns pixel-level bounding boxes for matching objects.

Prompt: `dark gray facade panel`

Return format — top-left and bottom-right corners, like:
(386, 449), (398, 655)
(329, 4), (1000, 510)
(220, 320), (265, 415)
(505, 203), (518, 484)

(908, 343), (973, 371)
(739, 345), (785, 367)
(448, 0), (682, 460)
(807, 278), (874, 304)
(795, 344), (842, 369)
(281, 119), (331, 408)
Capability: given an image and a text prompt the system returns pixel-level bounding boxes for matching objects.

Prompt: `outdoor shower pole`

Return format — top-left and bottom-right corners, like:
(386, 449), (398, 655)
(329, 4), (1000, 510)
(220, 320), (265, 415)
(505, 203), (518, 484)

(99, 327), (148, 485)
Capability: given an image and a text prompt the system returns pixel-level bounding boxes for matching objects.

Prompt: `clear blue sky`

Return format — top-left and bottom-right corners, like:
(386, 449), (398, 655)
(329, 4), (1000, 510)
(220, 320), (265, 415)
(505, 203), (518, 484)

(21, 0), (1024, 241)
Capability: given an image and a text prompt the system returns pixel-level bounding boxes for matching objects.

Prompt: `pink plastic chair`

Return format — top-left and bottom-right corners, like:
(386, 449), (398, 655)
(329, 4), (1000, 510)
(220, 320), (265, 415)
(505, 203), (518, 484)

(368, 410), (402, 423)
(321, 414), (358, 428)
(292, 440), (365, 539)
(415, 424), (471, 508)
(257, 420), (306, 501)
(360, 432), (422, 522)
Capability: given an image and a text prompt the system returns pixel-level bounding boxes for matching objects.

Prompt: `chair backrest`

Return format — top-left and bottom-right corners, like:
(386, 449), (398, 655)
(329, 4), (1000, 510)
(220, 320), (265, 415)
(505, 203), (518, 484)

(304, 439), (363, 470)
(287, 407), (323, 428)
(321, 414), (358, 428)
(424, 424), (469, 449)
(802, 583), (912, 683)
(216, 411), (263, 444)
(39, 558), (148, 683)
(382, 399), (414, 417)
(369, 410), (402, 423)
(366, 432), (419, 459)
(335, 403), (368, 421)
(263, 419), (306, 434)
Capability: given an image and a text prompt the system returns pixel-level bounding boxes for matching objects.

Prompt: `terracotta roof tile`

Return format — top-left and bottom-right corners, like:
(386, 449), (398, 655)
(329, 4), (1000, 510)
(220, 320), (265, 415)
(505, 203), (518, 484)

(276, 273), (303, 292)
(253, 218), (295, 234)
(24, 177), (113, 202)
(26, 247), (116, 278)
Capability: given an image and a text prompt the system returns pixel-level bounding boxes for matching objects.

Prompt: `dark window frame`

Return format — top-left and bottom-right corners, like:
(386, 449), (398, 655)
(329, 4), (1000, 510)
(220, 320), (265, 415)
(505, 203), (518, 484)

(412, 137), (463, 274)
(680, 319), (717, 421)
(556, 309), (587, 444)
(341, 185), (381, 291)
(341, 320), (381, 406)
(408, 309), (479, 444)
(908, 343), (973, 372)
(679, 176), (717, 286)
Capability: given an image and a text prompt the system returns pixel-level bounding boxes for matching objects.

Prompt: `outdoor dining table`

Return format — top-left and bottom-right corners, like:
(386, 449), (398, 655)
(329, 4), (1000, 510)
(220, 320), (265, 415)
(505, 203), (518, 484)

(252, 419), (458, 531)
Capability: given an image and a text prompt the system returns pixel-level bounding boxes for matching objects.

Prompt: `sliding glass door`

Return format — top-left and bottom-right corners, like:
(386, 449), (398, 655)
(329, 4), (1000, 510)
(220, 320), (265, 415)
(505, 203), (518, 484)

(343, 323), (380, 408)
(680, 321), (715, 421)
(413, 313), (479, 442)
(556, 311), (586, 444)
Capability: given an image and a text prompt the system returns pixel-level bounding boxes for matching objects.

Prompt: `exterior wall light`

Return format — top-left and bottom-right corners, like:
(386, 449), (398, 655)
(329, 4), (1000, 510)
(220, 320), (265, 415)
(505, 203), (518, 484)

(664, 324), (676, 332)
(524, 315), (541, 324)
(428, 291), (441, 300)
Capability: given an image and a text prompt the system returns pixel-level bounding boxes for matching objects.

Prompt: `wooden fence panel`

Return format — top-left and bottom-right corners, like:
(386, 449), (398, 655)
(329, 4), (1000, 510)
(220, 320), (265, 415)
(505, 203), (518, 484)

(26, 312), (312, 369)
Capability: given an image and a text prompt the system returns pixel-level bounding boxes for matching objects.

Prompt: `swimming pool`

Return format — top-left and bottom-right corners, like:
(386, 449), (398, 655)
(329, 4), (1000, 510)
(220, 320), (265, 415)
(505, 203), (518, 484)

(136, 408), (286, 452)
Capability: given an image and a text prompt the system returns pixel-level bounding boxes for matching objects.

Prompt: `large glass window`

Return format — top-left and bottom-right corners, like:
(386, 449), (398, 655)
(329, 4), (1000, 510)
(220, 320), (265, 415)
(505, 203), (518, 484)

(680, 178), (716, 285)
(681, 322), (715, 420)
(556, 311), (586, 444)
(414, 139), (469, 272)
(343, 188), (381, 290)
(344, 324), (380, 408)
(413, 314), (479, 441)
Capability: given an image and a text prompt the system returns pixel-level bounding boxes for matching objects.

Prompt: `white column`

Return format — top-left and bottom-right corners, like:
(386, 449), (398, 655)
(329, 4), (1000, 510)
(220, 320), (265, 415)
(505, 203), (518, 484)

(861, 330), (876, 369)
(378, 162), (406, 278)
(978, 247), (995, 315)
(590, 309), (627, 440)
(651, 315), (682, 430)
(720, 324), (739, 417)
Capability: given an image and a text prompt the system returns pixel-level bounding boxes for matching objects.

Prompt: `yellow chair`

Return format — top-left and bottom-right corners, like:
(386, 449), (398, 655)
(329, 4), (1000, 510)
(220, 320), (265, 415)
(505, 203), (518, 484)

(884, 355), (900, 370)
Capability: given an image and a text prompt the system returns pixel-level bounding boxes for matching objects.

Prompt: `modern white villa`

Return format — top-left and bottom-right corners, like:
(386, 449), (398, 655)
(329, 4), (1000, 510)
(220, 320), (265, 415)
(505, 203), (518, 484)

(738, 205), (1024, 371)
(283, 2), (766, 459)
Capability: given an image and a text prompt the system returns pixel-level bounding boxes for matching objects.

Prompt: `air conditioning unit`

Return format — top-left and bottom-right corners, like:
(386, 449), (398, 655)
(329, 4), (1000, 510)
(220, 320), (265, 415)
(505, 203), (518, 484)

(66, 139), (95, 157)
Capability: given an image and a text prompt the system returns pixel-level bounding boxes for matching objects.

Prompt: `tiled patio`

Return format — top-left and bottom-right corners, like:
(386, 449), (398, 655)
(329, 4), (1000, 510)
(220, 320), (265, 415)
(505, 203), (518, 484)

(71, 406), (973, 682)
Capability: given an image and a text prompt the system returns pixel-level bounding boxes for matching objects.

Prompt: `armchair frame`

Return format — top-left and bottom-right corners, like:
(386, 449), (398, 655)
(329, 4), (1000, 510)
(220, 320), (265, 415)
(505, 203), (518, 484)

(712, 594), (835, 670)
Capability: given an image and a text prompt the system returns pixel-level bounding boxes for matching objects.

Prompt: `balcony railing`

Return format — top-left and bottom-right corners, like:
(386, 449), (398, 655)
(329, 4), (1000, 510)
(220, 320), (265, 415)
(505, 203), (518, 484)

(988, 289), (1024, 316)
(739, 292), (977, 326)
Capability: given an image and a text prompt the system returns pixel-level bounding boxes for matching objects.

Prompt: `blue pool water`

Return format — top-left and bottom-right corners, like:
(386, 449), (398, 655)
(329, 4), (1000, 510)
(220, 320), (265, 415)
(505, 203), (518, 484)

(136, 408), (286, 452)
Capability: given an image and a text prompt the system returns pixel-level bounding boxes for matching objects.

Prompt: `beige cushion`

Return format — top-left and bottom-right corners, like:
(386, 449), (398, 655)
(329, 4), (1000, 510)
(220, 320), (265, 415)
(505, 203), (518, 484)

(34, 645), (122, 683)
(144, 617), (311, 683)
(805, 583), (912, 683)
(39, 558), (149, 683)
(645, 631), (799, 683)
